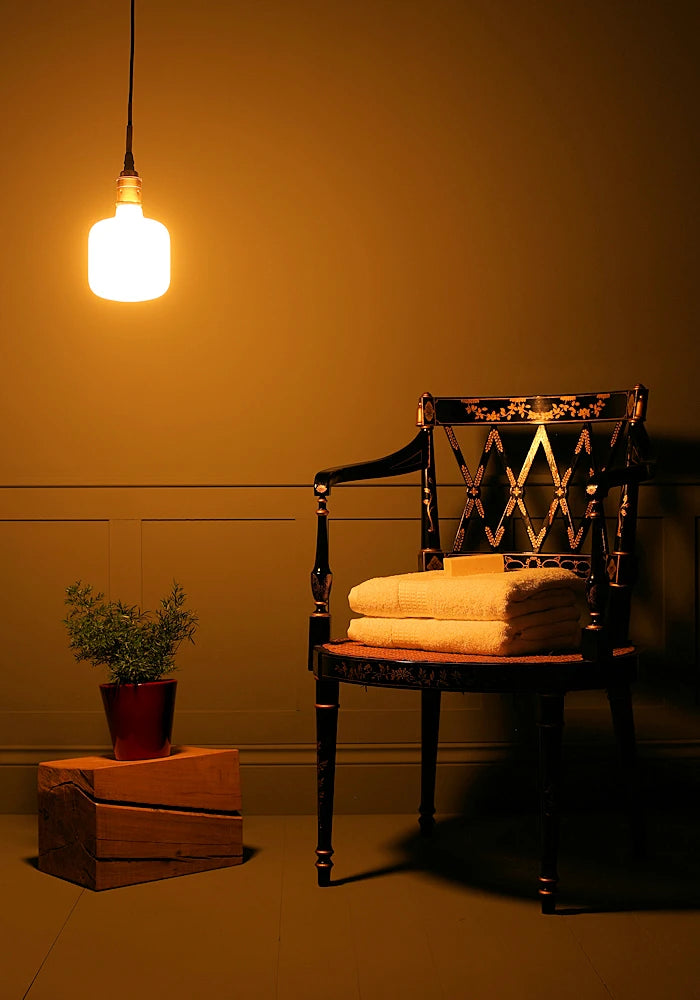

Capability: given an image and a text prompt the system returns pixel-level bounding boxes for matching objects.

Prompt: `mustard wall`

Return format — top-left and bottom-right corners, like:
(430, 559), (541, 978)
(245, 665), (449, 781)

(1, 0), (698, 812)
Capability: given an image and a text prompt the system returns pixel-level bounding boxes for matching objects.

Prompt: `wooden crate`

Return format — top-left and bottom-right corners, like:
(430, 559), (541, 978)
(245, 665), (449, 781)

(38, 746), (243, 890)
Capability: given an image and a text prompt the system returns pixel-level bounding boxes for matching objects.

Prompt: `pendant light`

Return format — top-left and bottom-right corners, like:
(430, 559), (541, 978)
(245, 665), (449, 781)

(88, 0), (170, 302)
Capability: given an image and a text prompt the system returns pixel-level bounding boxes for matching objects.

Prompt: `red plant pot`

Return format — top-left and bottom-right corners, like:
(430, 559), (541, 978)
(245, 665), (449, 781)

(100, 679), (177, 761)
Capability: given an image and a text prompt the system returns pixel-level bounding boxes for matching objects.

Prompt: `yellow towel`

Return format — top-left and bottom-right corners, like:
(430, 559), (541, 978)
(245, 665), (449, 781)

(348, 568), (582, 622)
(347, 615), (581, 657)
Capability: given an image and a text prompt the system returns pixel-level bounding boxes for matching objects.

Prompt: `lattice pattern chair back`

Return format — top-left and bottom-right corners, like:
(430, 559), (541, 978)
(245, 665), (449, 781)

(416, 386), (651, 651)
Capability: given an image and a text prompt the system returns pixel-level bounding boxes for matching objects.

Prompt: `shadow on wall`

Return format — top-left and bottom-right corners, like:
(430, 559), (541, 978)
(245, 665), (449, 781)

(650, 435), (700, 483)
(641, 434), (700, 702)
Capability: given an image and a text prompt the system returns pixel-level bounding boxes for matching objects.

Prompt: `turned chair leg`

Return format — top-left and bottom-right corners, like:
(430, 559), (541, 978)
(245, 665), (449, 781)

(419, 689), (441, 836)
(315, 679), (340, 886)
(537, 693), (565, 914)
(607, 682), (645, 857)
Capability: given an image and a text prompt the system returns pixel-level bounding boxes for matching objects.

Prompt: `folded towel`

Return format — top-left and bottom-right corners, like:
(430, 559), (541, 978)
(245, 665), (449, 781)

(347, 615), (581, 657)
(349, 568), (582, 622)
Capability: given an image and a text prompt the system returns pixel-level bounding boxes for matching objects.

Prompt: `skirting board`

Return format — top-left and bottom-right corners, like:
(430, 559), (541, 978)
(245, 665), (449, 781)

(2, 741), (700, 815)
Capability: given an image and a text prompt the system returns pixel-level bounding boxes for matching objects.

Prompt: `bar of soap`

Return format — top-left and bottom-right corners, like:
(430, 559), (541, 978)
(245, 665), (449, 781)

(442, 553), (504, 576)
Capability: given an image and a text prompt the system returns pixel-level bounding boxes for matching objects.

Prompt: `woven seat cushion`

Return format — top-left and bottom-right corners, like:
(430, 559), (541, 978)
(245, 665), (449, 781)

(321, 639), (635, 666)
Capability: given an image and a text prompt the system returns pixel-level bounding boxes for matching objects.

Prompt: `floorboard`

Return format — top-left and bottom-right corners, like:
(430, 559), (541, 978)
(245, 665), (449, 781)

(2, 811), (699, 1000)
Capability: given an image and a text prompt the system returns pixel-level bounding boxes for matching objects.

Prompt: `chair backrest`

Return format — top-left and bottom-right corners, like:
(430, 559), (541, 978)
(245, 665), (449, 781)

(310, 385), (651, 661)
(416, 386), (651, 651)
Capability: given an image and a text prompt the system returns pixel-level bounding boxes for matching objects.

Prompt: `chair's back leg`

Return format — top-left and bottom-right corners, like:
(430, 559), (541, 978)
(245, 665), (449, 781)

(419, 689), (441, 836)
(537, 693), (565, 914)
(315, 678), (340, 886)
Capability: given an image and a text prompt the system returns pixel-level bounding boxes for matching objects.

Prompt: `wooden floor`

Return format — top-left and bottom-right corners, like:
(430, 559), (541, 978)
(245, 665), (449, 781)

(3, 809), (700, 1000)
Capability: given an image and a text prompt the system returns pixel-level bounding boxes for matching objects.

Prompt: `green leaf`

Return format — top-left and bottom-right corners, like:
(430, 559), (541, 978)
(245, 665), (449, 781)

(63, 580), (198, 685)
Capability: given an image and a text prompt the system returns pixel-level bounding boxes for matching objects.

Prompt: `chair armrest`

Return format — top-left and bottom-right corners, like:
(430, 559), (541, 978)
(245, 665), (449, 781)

(581, 454), (654, 660)
(314, 430), (426, 497)
(309, 429), (428, 668)
(589, 459), (655, 496)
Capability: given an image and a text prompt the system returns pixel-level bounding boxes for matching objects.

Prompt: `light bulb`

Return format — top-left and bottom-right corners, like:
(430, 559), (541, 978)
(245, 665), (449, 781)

(88, 173), (170, 303)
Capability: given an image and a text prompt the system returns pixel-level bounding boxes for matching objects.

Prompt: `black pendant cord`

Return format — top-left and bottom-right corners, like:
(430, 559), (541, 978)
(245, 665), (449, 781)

(123, 0), (136, 174)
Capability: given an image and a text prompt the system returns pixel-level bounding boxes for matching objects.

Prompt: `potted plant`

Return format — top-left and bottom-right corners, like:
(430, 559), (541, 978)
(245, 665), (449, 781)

(64, 581), (198, 761)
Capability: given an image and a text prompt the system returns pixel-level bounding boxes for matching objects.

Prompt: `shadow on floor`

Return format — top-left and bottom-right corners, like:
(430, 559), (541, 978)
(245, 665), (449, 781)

(332, 807), (700, 914)
(23, 844), (259, 877)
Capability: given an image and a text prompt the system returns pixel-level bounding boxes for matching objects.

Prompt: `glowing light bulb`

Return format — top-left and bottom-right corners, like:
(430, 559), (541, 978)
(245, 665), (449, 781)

(88, 173), (170, 302)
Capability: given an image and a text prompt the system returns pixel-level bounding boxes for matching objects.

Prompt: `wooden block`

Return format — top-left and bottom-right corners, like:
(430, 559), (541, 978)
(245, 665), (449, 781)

(38, 746), (243, 890)
(39, 745), (242, 813)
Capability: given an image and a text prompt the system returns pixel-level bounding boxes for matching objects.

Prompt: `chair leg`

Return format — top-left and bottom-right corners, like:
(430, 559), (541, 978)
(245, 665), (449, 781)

(315, 679), (340, 886)
(537, 693), (565, 914)
(607, 682), (645, 857)
(419, 689), (441, 836)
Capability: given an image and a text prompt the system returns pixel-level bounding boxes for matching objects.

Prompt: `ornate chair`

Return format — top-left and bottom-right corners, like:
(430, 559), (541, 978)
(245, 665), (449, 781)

(309, 386), (653, 913)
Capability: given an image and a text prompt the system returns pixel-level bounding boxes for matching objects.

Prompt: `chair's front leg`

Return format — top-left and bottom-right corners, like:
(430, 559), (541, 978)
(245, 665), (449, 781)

(537, 693), (565, 914)
(315, 678), (340, 886)
(419, 689), (441, 836)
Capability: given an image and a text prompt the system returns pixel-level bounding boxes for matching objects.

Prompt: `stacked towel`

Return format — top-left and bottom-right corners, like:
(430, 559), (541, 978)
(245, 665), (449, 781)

(347, 615), (580, 657)
(347, 568), (583, 656)
(349, 567), (582, 621)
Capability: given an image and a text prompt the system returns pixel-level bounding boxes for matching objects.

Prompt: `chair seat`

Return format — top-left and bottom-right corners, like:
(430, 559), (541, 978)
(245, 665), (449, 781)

(314, 639), (637, 693)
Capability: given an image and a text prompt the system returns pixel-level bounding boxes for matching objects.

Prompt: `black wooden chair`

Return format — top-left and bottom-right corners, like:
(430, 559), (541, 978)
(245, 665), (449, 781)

(309, 386), (653, 913)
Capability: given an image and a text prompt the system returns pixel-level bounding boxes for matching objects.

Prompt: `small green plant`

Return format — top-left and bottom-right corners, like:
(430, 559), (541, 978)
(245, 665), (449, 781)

(64, 581), (198, 685)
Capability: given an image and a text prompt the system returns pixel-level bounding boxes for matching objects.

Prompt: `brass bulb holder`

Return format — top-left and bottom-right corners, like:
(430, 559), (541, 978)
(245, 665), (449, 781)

(116, 171), (142, 206)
